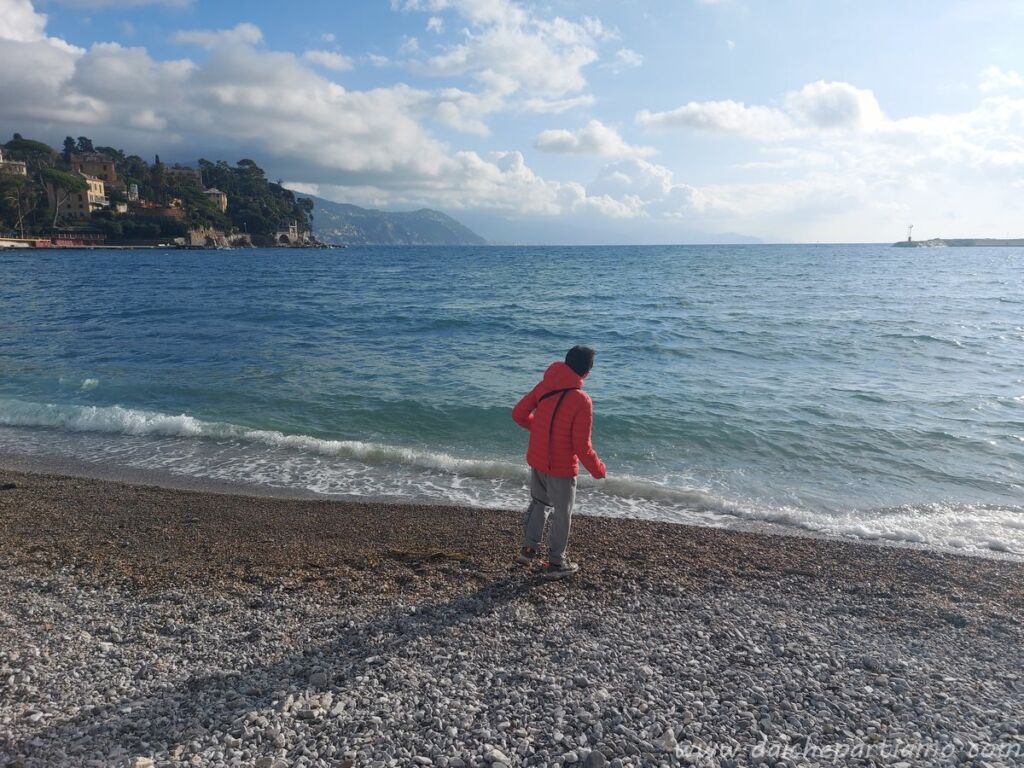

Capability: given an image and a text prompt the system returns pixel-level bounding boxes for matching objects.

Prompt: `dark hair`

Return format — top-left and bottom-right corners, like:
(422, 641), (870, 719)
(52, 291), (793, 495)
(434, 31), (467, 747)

(565, 345), (596, 377)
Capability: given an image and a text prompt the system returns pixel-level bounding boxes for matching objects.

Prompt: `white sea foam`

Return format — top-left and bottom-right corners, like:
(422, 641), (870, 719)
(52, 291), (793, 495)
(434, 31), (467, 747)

(0, 398), (730, 509)
(1, 397), (1022, 559)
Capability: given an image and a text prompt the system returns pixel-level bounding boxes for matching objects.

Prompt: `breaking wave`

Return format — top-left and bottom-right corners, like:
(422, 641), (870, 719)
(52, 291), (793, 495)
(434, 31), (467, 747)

(1, 397), (1022, 559)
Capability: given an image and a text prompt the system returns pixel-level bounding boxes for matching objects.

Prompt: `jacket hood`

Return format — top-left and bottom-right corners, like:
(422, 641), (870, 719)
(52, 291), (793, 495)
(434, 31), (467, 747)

(540, 361), (585, 394)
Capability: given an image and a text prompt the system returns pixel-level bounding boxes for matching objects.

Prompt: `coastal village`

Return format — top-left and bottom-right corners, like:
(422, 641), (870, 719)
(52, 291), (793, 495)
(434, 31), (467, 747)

(0, 134), (318, 249)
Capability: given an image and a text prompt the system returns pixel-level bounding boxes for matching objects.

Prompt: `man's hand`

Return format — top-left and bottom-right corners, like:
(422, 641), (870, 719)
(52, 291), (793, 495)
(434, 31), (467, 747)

(592, 460), (607, 480)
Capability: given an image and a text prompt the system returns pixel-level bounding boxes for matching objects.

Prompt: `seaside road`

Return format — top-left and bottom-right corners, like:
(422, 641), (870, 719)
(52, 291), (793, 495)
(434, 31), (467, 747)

(1, 469), (1023, 767)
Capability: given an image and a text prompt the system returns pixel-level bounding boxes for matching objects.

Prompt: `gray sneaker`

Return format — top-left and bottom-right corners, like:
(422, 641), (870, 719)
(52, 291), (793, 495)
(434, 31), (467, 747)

(516, 546), (538, 565)
(542, 559), (580, 579)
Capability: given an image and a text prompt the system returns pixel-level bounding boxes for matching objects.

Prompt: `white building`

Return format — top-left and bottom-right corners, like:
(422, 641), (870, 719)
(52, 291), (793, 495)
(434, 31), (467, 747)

(0, 148), (28, 176)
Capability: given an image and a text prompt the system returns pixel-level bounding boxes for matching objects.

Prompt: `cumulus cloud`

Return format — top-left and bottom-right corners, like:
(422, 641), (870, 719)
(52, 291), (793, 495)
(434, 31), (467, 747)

(306, 150), (660, 221)
(614, 48), (642, 68)
(520, 94), (595, 114)
(589, 158), (709, 218)
(419, 85), (508, 135)
(11, 0), (1021, 241)
(303, 49), (354, 72)
(784, 80), (883, 131)
(636, 78), (1024, 183)
(980, 66), (1024, 93)
(172, 23), (263, 49)
(534, 120), (654, 158)
(637, 99), (794, 139)
(634, 73), (1024, 240)
(603, 47), (642, 74)
(0, 0), (684, 224)
(0, 11), (446, 180)
(398, 0), (608, 111)
(1, 0), (48, 42)
(637, 81), (884, 140)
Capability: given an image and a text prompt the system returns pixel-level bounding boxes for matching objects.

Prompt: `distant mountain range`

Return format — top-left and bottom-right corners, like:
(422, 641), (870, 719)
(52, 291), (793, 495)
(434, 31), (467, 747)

(309, 196), (486, 246)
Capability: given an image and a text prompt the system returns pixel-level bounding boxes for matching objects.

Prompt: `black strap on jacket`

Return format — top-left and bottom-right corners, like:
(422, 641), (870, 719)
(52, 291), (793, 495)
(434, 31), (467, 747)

(537, 387), (575, 403)
(538, 387), (576, 471)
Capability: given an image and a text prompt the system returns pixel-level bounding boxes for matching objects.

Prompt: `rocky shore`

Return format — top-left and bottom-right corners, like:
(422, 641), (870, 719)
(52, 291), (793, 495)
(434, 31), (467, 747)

(1, 468), (1023, 767)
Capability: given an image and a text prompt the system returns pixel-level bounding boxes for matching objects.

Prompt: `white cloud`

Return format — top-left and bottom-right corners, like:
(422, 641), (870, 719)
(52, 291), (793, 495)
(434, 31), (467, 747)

(640, 81), (1024, 177)
(784, 80), (883, 131)
(308, 150), (665, 221)
(608, 47), (642, 73)
(535, 119), (654, 158)
(422, 85), (508, 135)
(304, 49), (354, 72)
(637, 99), (794, 139)
(399, 0), (606, 109)
(320, 33), (336, 43)
(0, 0), (723, 230)
(0, 13), (447, 180)
(1, 0), (48, 42)
(980, 66), (1024, 93)
(172, 23), (263, 49)
(1, 0), (659, 223)
(637, 81), (884, 139)
(521, 94), (595, 113)
(10, 0), (1023, 242)
(580, 15), (618, 42)
(589, 158), (709, 218)
(726, 39), (735, 50)
(635, 75), (1024, 240)
(69, 41), (193, 107)
(426, 16), (443, 33)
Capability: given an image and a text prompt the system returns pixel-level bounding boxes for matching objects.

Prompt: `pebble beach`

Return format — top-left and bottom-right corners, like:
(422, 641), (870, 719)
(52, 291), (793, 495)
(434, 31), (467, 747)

(1, 468), (1023, 768)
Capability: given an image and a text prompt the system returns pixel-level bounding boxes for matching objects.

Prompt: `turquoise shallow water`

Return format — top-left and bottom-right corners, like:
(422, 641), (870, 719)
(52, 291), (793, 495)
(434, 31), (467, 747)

(1, 244), (1023, 556)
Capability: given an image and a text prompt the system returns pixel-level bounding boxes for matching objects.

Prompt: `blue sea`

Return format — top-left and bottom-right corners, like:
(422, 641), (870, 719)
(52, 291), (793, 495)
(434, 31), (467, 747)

(1, 245), (1023, 557)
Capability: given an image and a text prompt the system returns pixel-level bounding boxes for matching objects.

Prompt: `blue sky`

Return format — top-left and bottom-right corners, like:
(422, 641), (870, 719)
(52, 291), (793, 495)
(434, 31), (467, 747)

(3, 0), (1024, 243)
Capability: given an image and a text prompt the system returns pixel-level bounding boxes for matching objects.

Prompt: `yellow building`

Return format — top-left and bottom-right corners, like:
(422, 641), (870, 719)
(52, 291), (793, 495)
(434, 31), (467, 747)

(203, 187), (228, 213)
(44, 172), (108, 220)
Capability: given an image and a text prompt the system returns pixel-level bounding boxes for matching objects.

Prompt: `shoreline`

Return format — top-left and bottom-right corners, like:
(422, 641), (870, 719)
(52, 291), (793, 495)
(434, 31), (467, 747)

(1, 463), (1021, 599)
(2, 447), (1020, 565)
(2, 467), (1023, 766)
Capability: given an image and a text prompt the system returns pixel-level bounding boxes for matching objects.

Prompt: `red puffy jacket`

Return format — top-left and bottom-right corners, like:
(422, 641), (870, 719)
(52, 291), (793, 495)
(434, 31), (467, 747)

(512, 361), (606, 479)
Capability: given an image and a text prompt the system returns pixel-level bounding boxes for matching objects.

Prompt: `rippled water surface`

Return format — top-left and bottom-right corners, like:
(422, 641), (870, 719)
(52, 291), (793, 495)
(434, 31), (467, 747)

(1, 245), (1022, 556)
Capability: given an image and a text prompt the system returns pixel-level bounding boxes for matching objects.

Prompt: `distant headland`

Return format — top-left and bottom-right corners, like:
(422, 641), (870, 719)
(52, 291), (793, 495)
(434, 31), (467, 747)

(894, 237), (1024, 248)
(0, 132), (485, 250)
(0, 133), (319, 249)
(309, 195), (486, 247)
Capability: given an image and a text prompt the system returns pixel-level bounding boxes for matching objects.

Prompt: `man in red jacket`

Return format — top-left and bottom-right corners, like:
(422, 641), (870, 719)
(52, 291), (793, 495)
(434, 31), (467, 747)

(512, 345), (607, 577)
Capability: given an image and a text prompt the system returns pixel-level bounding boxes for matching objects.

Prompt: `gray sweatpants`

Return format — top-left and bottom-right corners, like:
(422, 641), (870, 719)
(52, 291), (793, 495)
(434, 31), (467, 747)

(521, 468), (577, 565)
